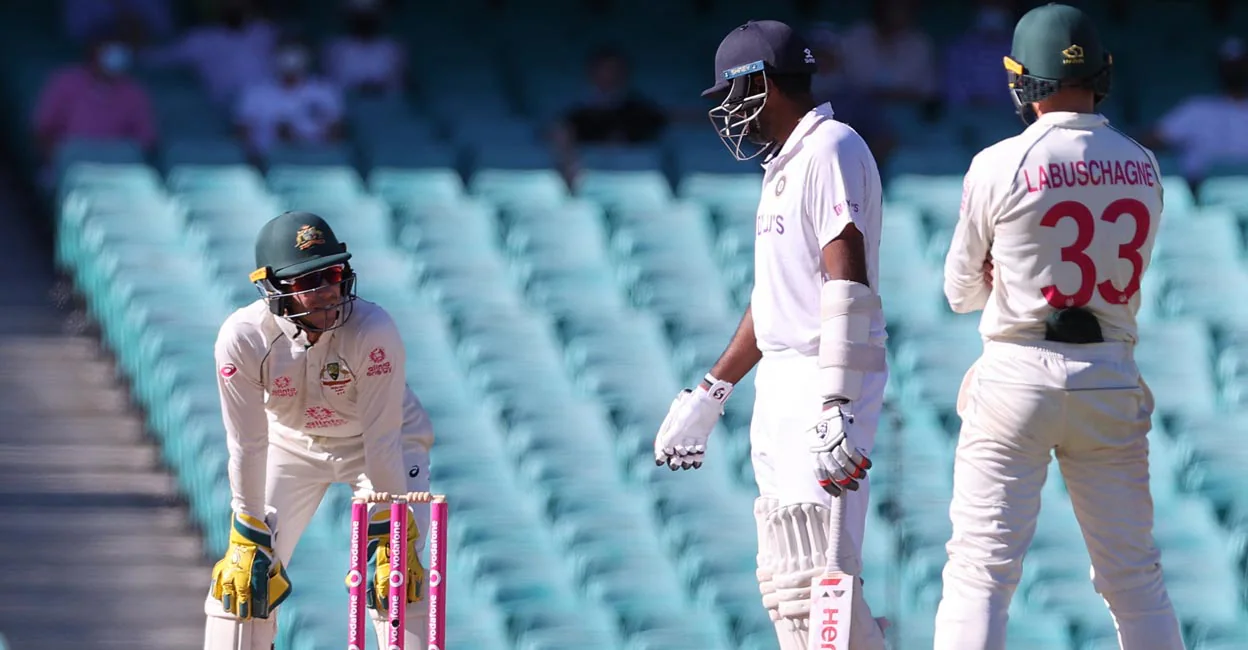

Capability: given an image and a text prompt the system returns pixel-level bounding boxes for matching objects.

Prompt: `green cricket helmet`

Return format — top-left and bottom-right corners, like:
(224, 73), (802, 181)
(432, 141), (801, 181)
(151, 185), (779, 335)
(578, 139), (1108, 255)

(1003, 3), (1113, 125)
(249, 211), (357, 332)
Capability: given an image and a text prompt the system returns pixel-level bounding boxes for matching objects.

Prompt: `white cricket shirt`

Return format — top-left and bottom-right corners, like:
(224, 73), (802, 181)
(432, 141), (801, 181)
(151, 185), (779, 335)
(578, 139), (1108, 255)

(945, 111), (1163, 344)
(752, 103), (888, 356)
(215, 298), (434, 519)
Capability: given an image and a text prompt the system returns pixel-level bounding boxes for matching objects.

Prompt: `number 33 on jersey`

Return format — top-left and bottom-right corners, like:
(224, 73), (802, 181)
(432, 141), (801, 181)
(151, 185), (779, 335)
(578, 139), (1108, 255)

(943, 112), (1163, 345)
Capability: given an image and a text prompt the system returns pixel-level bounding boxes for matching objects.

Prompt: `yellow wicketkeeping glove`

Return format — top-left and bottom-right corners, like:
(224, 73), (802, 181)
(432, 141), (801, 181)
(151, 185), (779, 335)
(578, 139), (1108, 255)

(366, 507), (425, 611)
(209, 512), (292, 620)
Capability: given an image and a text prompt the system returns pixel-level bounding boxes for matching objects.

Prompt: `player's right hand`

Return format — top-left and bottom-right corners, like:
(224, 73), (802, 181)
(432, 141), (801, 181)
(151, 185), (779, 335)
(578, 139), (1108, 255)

(654, 376), (733, 470)
(209, 512), (292, 621)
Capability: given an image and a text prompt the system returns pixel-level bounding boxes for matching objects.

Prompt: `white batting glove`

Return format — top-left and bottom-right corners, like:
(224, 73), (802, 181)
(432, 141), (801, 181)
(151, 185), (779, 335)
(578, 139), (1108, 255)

(654, 374), (734, 470)
(808, 400), (872, 497)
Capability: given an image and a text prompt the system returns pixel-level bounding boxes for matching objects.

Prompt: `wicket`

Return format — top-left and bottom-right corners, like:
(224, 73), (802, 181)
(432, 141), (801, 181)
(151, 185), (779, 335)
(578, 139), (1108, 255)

(347, 491), (448, 650)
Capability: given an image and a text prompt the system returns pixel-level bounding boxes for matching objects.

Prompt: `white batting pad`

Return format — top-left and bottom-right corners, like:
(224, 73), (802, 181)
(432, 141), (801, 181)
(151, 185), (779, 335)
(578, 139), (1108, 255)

(754, 496), (781, 622)
(202, 614), (276, 650)
(765, 502), (834, 649)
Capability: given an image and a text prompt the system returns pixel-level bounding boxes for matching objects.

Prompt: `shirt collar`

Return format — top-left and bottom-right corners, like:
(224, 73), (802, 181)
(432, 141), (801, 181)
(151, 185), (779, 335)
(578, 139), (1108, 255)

(763, 102), (835, 167)
(275, 313), (316, 347)
(1030, 111), (1109, 130)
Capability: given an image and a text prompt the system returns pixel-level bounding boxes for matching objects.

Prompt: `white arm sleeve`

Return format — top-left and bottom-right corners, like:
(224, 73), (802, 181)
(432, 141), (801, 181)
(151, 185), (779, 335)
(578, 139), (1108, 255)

(819, 280), (886, 403)
(215, 321), (270, 521)
(354, 310), (409, 498)
(944, 156), (995, 313)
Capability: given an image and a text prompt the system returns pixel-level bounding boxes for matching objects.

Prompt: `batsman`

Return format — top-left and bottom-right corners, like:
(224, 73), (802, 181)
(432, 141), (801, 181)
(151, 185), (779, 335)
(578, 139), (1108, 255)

(202, 211), (434, 649)
(653, 20), (890, 649)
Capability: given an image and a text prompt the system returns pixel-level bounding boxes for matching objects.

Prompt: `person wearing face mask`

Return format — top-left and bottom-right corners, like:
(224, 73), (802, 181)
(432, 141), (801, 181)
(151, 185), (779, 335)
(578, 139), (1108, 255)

(323, 0), (407, 96)
(942, 0), (1018, 109)
(1148, 37), (1248, 189)
(139, 0), (278, 106)
(33, 33), (157, 176)
(235, 39), (345, 158)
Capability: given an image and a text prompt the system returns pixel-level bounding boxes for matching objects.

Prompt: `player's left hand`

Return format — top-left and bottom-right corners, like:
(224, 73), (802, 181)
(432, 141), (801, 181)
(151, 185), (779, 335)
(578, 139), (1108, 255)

(208, 511), (292, 620)
(807, 400), (872, 497)
(365, 507), (425, 610)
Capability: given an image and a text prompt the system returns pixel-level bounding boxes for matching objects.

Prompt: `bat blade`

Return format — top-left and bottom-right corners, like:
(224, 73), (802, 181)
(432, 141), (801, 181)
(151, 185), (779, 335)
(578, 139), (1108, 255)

(809, 571), (854, 650)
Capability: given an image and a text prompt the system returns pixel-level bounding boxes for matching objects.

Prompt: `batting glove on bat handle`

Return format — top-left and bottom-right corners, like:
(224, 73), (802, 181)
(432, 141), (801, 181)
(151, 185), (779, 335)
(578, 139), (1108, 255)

(809, 402), (873, 497)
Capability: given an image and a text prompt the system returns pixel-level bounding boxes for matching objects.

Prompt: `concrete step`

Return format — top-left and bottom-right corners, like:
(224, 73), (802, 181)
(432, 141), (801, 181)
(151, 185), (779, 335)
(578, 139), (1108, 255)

(0, 444), (159, 472)
(0, 416), (146, 445)
(0, 534), (204, 564)
(0, 507), (197, 534)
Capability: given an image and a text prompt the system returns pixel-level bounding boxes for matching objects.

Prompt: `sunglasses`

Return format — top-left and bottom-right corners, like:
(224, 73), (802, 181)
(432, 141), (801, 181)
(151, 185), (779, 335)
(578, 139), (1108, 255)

(278, 264), (346, 292)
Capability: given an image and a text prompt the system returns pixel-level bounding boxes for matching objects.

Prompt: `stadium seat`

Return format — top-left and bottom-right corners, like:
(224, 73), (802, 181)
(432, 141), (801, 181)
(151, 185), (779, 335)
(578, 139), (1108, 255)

(676, 172), (764, 219)
(58, 162), (163, 201)
(267, 164), (366, 200)
(167, 164), (272, 202)
(576, 170), (674, 210)
(885, 174), (965, 230)
(264, 143), (356, 167)
(577, 145), (665, 172)
(892, 315), (983, 412)
(1199, 175), (1248, 213)
(159, 136), (249, 168)
(52, 138), (146, 179)
(369, 167), (466, 208)
(361, 138), (461, 170)
(1135, 319), (1218, 421)
(469, 168), (571, 209)
(1153, 207), (1241, 266)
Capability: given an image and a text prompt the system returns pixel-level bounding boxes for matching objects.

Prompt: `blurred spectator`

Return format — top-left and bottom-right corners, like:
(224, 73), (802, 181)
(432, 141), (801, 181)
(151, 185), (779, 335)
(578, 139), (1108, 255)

(1148, 37), (1248, 184)
(554, 47), (668, 147)
(941, 0), (1016, 108)
(63, 0), (175, 46)
(838, 0), (937, 105)
(141, 0), (277, 106)
(806, 23), (895, 166)
(322, 0), (407, 96)
(235, 38), (344, 156)
(33, 34), (158, 161)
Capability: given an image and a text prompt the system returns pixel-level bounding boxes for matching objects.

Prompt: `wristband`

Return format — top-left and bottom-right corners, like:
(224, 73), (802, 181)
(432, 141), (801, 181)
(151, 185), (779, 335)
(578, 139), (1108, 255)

(700, 373), (734, 404)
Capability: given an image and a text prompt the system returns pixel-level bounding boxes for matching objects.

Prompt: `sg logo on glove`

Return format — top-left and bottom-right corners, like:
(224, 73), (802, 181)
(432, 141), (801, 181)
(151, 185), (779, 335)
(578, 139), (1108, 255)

(808, 403), (872, 497)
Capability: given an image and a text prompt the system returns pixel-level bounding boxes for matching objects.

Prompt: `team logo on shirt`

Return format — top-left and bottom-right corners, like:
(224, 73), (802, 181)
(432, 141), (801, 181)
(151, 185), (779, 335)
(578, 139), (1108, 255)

(320, 361), (354, 395)
(306, 406), (347, 429)
(367, 347), (392, 376)
(220, 363), (237, 379)
(774, 175), (786, 196)
(271, 375), (297, 398)
(295, 225), (325, 251)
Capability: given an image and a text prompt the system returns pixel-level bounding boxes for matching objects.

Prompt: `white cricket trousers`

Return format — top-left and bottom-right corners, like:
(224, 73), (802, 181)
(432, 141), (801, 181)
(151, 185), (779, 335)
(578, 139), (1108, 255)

(203, 430), (431, 650)
(750, 350), (889, 650)
(933, 339), (1183, 650)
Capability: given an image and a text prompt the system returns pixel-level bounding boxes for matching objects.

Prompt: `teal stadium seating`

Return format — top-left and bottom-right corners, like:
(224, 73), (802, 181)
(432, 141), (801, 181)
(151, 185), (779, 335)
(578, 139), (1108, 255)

(33, 0), (1248, 647)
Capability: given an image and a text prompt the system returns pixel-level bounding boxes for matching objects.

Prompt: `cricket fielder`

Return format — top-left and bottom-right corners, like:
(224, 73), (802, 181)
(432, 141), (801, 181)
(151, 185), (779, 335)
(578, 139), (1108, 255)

(202, 211), (434, 650)
(934, 4), (1184, 649)
(653, 20), (889, 649)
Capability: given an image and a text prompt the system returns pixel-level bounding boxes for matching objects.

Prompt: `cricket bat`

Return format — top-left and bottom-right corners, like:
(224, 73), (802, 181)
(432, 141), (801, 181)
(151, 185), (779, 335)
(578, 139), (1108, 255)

(808, 494), (853, 650)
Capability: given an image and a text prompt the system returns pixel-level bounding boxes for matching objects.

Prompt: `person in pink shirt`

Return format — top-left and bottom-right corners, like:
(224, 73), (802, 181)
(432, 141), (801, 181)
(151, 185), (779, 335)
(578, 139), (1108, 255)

(32, 34), (158, 161)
